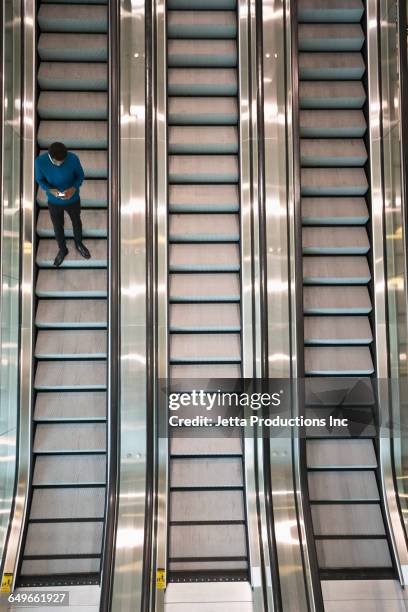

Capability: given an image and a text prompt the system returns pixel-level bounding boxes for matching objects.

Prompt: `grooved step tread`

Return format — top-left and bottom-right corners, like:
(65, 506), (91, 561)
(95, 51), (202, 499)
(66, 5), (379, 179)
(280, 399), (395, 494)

(170, 244), (240, 272)
(35, 360), (106, 390)
(34, 423), (106, 453)
(168, 98), (238, 125)
(299, 81), (366, 108)
(33, 455), (106, 486)
(35, 329), (107, 359)
(303, 256), (371, 284)
(38, 62), (107, 91)
(169, 126), (238, 154)
(170, 273), (240, 302)
(304, 286), (372, 314)
(302, 197), (369, 224)
(38, 120), (107, 149)
(38, 4), (107, 33)
(169, 155), (239, 182)
(307, 439), (377, 469)
(38, 33), (107, 62)
(168, 40), (237, 67)
(36, 298), (107, 328)
(30, 487), (105, 520)
(304, 316), (372, 344)
(169, 184), (239, 213)
(170, 333), (241, 362)
(169, 214), (239, 242)
(38, 92), (107, 119)
(35, 391), (106, 421)
(305, 346), (374, 375)
(36, 239), (106, 267)
(37, 209), (107, 235)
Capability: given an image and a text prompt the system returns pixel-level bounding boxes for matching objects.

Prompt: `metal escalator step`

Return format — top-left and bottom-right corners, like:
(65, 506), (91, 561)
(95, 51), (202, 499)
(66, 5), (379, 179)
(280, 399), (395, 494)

(298, 24), (364, 52)
(316, 539), (392, 570)
(30, 488), (105, 520)
(168, 68), (237, 96)
(39, 149), (107, 178)
(35, 360), (106, 389)
(168, 98), (238, 126)
(169, 155), (238, 183)
(298, 0), (364, 24)
(300, 110), (366, 138)
(35, 391), (106, 421)
(170, 273), (240, 302)
(36, 239), (107, 268)
(38, 62), (107, 91)
(38, 92), (107, 120)
(37, 210), (107, 237)
(33, 455), (106, 486)
(21, 558), (100, 577)
(168, 40), (237, 68)
(303, 256), (371, 284)
(305, 376), (375, 406)
(170, 333), (241, 363)
(301, 168), (368, 196)
(42, 0), (107, 3)
(35, 330), (107, 359)
(308, 471), (379, 501)
(303, 227), (369, 254)
(302, 197), (369, 225)
(169, 184), (239, 212)
(305, 346), (374, 375)
(38, 4), (107, 33)
(169, 126), (238, 154)
(304, 286), (372, 314)
(171, 428), (242, 456)
(300, 139), (367, 166)
(307, 439), (377, 469)
(34, 423), (106, 453)
(169, 213), (239, 242)
(171, 364), (241, 378)
(170, 490), (245, 522)
(38, 33), (107, 61)
(37, 181), (107, 208)
(169, 524), (246, 564)
(171, 457), (243, 487)
(36, 269), (107, 298)
(168, 0), (236, 9)
(299, 53), (365, 80)
(304, 316), (372, 345)
(299, 81), (366, 109)
(170, 303), (240, 332)
(36, 298), (107, 328)
(167, 10), (237, 39)
(38, 120), (107, 149)
(170, 244), (240, 272)
(311, 503), (386, 536)
(24, 522), (103, 557)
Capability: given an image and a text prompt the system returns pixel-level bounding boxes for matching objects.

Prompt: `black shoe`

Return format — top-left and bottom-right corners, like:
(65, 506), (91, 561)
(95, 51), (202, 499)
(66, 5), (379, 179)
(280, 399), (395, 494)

(75, 242), (91, 259)
(54, 247), (68, 267)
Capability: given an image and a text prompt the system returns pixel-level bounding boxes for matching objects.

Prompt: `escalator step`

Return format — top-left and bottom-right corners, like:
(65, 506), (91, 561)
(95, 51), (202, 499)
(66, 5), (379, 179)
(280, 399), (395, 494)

(305, 346), (374, 375)
(38, 92), (107, 120)
(299, 81), (366, 109)
(30, 488), (106, 520)
(301, 168), (368, 196)
(35, 330), (107, 359)
(316, 539), (392, 570)
(37, 210), (107, 236)
(300, 138), (367, 166)
(37, 181), (107, 207)
(168, 0), (237, 9)
(170, 303), (241, 331)
(298, 0), (364, 24)
(24, 522), (103, 557)
(307, 439), (377, 469)
(303, 256), (371, 284)
(302, 197), (369, 225)
(35, 391), (106, 421)
(302, 226), (369, 254)
(38, 4), (107, 33)
(169, 155), (239, 183)
(38, 62), (107, 91)
(169, 244), (240, 272)
(36, 298), (107, 329)
(169, 126), (238, 154)
(171, 457), (243, 488)
(35, 360), (106, 389)
(299, 53), (365, 80)
(168, 68), (237, 96)
(170, 273), (240, 302)
(169, 524), (247, 568)
(21, 558), (100, 578)
(34, 423), (106, 453)
(300, 110), (366, 137)
(298, 24), (364, 51)
(304, 316), (372, 345)
(38, 120), (107, 149)
(38, 33), (107, 61)
(36, 239), (107, 268)
(170, 214), (239, 242)
(311, 504), (386, 536)
(168, 98), (238, 126)
(170, 333), (241, 363)
(168, 40), (237, 67)
(170, 490), (245, 522)
(169, 184), (239, 213)
(303, 286), (372, 314)
(167, 10), (237, 39)
(33, 455), (106, 486)
(308, 471), (380, 502)
(171, 364), (241, 379)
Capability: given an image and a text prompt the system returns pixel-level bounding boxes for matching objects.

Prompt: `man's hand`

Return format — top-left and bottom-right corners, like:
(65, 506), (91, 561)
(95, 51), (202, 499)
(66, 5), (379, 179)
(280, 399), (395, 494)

(50, 189), (63, 198)
(64, 186), (77, 199)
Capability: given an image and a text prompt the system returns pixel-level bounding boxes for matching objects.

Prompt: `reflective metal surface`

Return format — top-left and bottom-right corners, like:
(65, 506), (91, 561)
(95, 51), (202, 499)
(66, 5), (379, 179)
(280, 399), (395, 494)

(110, 0), (147, 609)
(262, 0), (315, 609)
(0, 0), (22, 567)
(153, 0), (168, 607)
(1, 0), (36, 589)
(366, 0), (408, 585)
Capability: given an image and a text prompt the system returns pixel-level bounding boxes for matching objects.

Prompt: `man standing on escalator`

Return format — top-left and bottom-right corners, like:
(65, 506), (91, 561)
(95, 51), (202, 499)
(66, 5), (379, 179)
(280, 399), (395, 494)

(35, 141), (91, 267)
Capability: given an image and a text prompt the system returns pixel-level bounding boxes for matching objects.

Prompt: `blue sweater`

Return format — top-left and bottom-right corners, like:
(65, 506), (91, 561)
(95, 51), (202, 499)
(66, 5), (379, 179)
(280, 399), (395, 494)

(35, 152), (84, 205)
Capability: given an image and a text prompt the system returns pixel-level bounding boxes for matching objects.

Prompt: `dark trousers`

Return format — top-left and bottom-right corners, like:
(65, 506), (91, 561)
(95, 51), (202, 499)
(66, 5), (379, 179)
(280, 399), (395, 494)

(48, 198), (82, 250)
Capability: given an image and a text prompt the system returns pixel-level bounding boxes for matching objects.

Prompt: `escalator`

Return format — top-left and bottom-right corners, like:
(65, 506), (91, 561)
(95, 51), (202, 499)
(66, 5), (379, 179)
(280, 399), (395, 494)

(166, 0), (249, 583)
(18, 0), (108, 586)
(296, 0), (394, 578)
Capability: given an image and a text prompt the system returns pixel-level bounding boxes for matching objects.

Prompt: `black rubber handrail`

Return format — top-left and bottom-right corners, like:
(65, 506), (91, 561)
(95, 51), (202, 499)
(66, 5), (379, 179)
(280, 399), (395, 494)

(99, 0), (120, 608)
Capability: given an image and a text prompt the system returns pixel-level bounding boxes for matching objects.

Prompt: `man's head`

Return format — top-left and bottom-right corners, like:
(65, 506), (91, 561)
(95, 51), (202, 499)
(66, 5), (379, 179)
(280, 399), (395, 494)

(48, 142), (67, 166)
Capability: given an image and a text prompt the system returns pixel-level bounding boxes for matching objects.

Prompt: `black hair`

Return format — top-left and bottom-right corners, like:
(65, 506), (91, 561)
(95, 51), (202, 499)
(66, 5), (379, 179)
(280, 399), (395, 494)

(48, 142), (67, 161)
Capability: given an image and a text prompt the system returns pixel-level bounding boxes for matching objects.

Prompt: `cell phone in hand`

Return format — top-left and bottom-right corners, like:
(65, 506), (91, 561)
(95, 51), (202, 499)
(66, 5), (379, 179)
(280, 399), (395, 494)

(57, 191), (66, 198)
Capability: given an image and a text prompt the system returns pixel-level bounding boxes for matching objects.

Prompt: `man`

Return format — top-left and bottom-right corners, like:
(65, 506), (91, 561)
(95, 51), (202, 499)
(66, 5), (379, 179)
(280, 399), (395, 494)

(35, 141), (91, 267)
